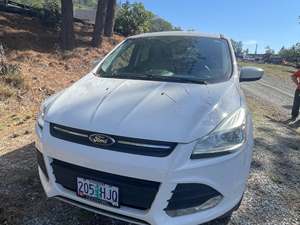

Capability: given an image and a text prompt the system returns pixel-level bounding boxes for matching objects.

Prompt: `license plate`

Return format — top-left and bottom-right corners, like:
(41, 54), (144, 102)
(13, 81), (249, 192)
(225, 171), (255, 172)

(76, 177), (119, 207)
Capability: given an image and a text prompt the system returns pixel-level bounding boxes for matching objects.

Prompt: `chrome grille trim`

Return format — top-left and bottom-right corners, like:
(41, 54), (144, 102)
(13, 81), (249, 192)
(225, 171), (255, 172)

(117, 140), (171, 149)
(53, 126), (89, 138)
(50, 123), (177, 157)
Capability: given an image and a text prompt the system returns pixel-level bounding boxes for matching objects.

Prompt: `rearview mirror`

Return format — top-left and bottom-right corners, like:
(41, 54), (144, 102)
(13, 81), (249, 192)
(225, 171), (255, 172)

(240, 67), (264, 82)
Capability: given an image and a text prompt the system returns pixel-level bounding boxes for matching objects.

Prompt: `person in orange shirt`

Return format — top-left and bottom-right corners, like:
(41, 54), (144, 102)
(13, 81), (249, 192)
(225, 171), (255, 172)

(291, 65), (300, 122)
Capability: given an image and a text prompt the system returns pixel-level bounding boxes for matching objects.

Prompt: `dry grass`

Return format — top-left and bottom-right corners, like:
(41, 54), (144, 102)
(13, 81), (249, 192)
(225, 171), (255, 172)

(0, 12), (123, 153)
(0, 82), (14, 99)
(0, 72), (24, 87)
(0, 69), (24, 101)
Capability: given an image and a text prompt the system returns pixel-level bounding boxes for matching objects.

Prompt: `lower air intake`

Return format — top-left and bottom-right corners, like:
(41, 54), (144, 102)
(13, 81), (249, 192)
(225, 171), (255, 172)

(165, 183), (223, 217)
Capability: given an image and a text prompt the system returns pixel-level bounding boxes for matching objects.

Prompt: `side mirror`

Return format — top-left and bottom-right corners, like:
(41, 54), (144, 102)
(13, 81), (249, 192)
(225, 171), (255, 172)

(240, 66), (264, 82)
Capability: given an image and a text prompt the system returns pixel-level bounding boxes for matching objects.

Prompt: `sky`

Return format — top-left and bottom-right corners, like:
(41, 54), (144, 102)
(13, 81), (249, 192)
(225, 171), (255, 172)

(126, 0), (300, 54)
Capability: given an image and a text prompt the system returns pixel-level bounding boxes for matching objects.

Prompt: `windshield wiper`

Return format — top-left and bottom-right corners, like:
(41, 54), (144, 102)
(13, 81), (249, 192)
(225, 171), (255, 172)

(148, 75), (207, 84)
(163, 76), (207, 84)
(103, 71), (149, 79)
(102, 72), (207, 84)
(130, 73), (208, 84)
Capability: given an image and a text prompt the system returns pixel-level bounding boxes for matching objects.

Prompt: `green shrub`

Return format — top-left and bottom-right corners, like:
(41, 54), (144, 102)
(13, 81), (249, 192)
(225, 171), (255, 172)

(114, 2), (154, 36)
(40, 0), (60, 28)
(150, 18), (173, 32)
(115, 2), (181, 36)
(14, 0), (45, 8)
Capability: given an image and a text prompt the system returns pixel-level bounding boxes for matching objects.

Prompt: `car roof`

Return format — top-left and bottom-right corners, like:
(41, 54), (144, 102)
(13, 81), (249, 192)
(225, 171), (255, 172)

(128, 31), (225, 40)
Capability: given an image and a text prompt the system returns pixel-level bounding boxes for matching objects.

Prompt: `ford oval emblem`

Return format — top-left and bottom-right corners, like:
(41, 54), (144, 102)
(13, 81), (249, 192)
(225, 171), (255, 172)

(89, 134), (115, 146)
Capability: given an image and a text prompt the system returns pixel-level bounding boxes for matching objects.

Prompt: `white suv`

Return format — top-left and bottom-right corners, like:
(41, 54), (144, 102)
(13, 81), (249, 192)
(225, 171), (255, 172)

(35, 31), (263, 225)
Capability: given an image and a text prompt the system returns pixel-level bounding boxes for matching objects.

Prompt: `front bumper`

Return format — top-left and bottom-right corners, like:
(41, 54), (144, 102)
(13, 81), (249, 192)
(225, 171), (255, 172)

(35, 121), (253, 225)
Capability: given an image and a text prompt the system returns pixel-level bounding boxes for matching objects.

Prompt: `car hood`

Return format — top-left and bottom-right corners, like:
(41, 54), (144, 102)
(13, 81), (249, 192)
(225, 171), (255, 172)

(46, 74), (241, 143)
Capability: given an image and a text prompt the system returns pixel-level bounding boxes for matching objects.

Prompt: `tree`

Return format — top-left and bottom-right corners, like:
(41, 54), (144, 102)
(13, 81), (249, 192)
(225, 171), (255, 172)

(231, 39), (243, 56)
(114, 2), (154, 36)
(104, 0), (116, 37)
(61, 0), (75, 50)
(278, 44), (300, 64)
(173, 26), (182, 31)
(92, 0), (108, 47)
(279, 46), (288, 57)
(265, 46), (275, 54)
(150, 17), (173, 32)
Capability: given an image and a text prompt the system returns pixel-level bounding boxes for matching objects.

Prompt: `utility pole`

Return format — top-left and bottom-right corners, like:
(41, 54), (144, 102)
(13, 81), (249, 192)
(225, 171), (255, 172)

(255, 44), (258, 55)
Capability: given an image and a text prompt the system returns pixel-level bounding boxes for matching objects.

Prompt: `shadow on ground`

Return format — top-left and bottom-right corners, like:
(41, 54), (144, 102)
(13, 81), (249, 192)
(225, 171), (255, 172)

(265, 115), (300, 130)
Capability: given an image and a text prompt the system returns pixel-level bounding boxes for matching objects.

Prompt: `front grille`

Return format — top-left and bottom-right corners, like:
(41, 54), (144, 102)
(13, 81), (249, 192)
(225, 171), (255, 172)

(51, 159), (160, 210)
(165, 183), (222, 210)
(50, 123), (177, 157)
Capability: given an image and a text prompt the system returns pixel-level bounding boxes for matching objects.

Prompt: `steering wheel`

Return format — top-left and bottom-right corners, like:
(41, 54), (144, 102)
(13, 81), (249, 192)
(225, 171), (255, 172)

(202, 64), (211, 74)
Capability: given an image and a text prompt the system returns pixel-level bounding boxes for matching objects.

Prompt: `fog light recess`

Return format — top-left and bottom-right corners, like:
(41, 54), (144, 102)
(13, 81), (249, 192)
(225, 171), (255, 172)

(164, 183), (223, 217)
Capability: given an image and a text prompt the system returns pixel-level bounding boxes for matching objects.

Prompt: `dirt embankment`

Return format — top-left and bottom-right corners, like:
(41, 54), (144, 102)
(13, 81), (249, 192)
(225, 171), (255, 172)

(0, 12), (123, 154)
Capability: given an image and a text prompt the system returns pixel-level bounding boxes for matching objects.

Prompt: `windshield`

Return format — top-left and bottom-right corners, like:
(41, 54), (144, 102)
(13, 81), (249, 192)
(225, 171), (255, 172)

(97, 36), (232, 84)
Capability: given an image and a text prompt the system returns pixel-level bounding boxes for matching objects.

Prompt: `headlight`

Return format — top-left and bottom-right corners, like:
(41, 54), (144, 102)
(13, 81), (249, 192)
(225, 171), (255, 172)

(37, 104), (46, 130)
(36, 91), (63, 130)
(191, 108), (247, 159)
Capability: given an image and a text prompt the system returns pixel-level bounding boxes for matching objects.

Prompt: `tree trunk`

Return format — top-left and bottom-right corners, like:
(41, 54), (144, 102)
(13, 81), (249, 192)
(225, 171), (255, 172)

(60, 0), (75, 50)
(92, 0), (108, 47)
(104, 0), (116, 37)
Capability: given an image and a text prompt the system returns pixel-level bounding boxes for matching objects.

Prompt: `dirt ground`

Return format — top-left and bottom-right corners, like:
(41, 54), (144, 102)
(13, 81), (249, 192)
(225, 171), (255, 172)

(0, 12), (123, 154)
(0, 11), (300, 225)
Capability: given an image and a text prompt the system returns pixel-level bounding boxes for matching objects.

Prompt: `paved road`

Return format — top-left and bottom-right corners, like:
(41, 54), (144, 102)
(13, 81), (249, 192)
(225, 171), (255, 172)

(241, 73), (295, 115)
(74, 9), (96, 24)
